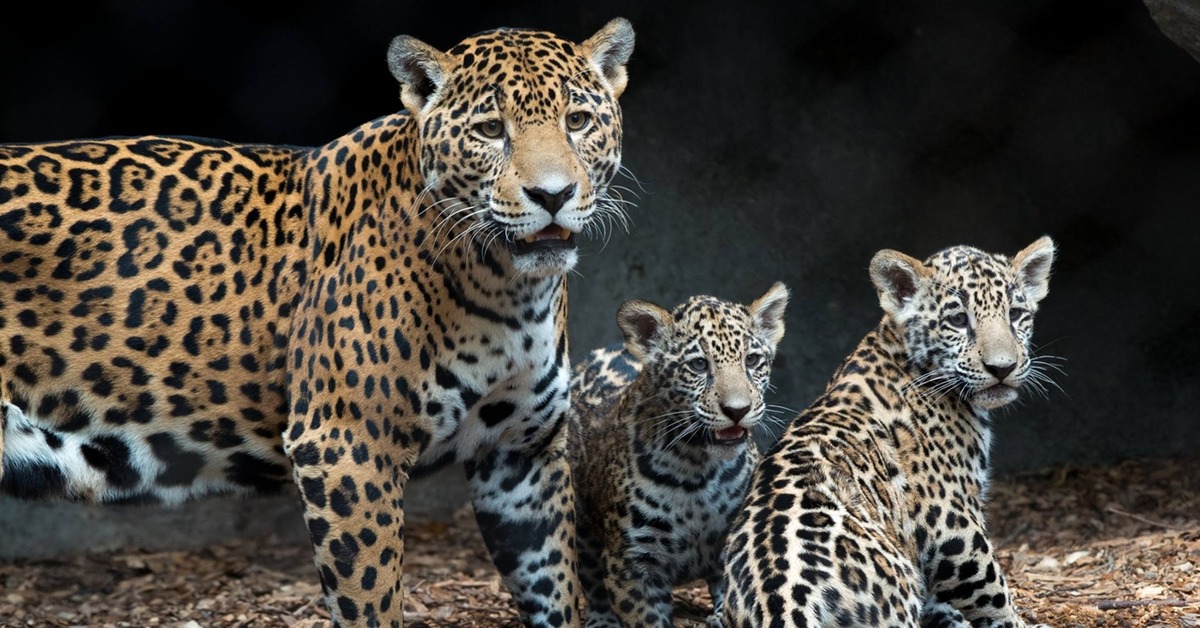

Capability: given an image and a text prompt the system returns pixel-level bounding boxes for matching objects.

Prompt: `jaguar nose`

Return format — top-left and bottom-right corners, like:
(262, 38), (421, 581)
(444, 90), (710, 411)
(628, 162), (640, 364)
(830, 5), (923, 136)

(984, 361), (1016, 382)
(524, 183), (577, 216)
(720, 403), (750, 424)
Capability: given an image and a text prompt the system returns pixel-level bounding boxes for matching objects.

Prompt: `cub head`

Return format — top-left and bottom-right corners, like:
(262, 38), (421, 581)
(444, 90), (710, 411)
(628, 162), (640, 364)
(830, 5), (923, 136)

(617, 282), (789, 448)
(387, 18), (635, 277)
(870, 236), (1057, 411)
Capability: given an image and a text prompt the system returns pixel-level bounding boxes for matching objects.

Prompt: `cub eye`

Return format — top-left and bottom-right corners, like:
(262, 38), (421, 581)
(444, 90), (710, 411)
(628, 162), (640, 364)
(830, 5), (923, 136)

(565, 111), (592, 132)
(1009, 307), (1027, 322)
(474, 120), (505, 140)
(745, 353), (765, 369)
(946, 312), (969, 328)
(686, 357), (709, 373)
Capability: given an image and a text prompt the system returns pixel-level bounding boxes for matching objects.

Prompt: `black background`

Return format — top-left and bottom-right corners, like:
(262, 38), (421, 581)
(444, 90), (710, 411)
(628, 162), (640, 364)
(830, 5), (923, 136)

(3, 0), (1198, 472)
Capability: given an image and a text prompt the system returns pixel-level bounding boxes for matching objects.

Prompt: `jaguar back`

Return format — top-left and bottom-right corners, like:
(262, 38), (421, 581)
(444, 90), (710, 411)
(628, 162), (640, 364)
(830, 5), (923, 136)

(0, 137), (309, 502)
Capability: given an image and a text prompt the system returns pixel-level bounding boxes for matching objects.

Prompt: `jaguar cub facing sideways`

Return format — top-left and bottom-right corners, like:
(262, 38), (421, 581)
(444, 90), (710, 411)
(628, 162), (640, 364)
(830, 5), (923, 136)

(723, 238), (1057, 628)
(0, 18), (636, 628)
(568, 284), (790, 627)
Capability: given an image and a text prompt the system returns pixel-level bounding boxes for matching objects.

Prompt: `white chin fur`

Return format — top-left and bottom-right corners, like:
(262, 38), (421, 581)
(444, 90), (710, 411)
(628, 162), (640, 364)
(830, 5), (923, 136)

(512, 248), (578, 277)
(971, 385), (1019, 410)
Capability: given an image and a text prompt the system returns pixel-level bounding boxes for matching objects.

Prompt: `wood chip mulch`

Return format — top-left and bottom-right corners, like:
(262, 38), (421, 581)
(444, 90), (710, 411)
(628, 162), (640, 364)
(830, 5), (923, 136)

(990, 456), (1199, 628)
(1, 456), (1196, 627)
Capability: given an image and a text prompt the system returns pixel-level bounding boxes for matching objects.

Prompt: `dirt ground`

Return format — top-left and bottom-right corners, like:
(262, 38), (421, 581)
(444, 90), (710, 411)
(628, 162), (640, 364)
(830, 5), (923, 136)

(1, 456), (1196, 628)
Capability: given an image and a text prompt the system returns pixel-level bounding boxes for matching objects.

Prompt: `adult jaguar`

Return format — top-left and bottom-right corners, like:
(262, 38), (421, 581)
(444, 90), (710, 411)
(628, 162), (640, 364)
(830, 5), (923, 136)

(722, 238), (1057, 627)
(0, 18), (635, 628)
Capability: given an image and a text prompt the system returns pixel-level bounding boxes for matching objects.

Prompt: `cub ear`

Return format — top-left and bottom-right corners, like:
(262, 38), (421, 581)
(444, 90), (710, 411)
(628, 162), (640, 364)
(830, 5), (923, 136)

(616, 299), (670, 360)
(869, 249), (928, 318)
(387, 35), (452, 114)
(1012, 235), (1056, 305)
(749, 282), (790, 348)
(582, 17), (636, 97)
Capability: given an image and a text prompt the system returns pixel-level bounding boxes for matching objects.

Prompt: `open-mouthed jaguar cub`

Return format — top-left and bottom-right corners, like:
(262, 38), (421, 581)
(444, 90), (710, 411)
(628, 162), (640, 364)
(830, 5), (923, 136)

(568, 283), (790, 627)
(723, 238), (1057, 628)
(0, 18), (637, 628)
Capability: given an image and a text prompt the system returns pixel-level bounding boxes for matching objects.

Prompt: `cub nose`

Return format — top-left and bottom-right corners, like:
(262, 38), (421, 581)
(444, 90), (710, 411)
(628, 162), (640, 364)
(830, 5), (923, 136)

(720, 403), (750, 424)
(984, 361), (1016, 381)
(524, 183), (577, 216)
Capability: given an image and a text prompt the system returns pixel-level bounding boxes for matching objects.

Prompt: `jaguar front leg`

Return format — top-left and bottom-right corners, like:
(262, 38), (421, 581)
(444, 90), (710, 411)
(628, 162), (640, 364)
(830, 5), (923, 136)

(285, 394), (423, 628)
(467, 411), (583, 627)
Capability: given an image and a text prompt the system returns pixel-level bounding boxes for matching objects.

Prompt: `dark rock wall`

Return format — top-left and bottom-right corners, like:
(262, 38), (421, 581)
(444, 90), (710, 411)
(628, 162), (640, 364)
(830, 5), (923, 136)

(1, 0), (1196, 479)
(1145, 0), (1200, 63)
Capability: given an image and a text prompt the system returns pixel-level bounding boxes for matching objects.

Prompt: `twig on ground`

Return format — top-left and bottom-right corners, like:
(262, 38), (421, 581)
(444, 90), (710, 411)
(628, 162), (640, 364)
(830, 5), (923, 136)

(1105, 506), (1187, 531)
(430, 579), (494, 588)
(292, 593), (323, 616)
(1095, 599), (1188, 610)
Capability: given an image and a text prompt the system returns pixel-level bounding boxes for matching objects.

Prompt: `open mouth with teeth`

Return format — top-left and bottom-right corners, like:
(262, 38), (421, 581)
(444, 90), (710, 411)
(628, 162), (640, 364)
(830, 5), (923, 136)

(713, 426), (748, 446)
(508, 224), (576, 256)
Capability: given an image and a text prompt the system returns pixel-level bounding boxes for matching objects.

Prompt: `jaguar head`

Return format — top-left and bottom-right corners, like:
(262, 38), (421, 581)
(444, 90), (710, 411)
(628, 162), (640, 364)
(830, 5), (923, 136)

(387, 18), (635, 277)
(871, 236), (1057, 411)
(618, 283), (790, 449)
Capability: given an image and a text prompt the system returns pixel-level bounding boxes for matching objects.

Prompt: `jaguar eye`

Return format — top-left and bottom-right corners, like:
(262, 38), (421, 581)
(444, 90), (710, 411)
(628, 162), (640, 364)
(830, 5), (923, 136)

(474, 119), (505, 140)
(1009, 307), (1027, 322)
(686, 357), (709, 373)
(745, 353), (764, 369)
(565, 111), (592, 132)
(946, 312), (969, 328)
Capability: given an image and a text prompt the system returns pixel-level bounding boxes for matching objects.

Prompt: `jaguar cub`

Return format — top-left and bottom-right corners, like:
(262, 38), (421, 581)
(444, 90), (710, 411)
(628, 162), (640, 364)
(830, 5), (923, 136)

(723, 238), (1057, 627)
(568, 283), (789, 627)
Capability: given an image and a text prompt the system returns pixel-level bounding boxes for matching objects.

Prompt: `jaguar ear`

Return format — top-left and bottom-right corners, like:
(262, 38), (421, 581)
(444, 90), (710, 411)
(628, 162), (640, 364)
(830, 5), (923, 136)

(617, 299), (670, 360)
(387, 35), (452, 114)
(749, 282), (789, 348)
(870, 249), (928, 319)
(1012, 236), (1056, 305)
(582, 18), (635, 98)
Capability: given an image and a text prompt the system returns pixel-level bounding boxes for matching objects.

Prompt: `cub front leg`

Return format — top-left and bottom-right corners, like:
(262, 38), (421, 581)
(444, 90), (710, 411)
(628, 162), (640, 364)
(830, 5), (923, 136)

(467, 412), (583, 627)
(706, 575), (727, 628)
(600, 544), (674, 628)
(921, 598), (969, 628)
(925, 522), (1046, 628)
(0, 391), (7, 484)
(577, 517), (620, 626)
(286, 402), (421, 628)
